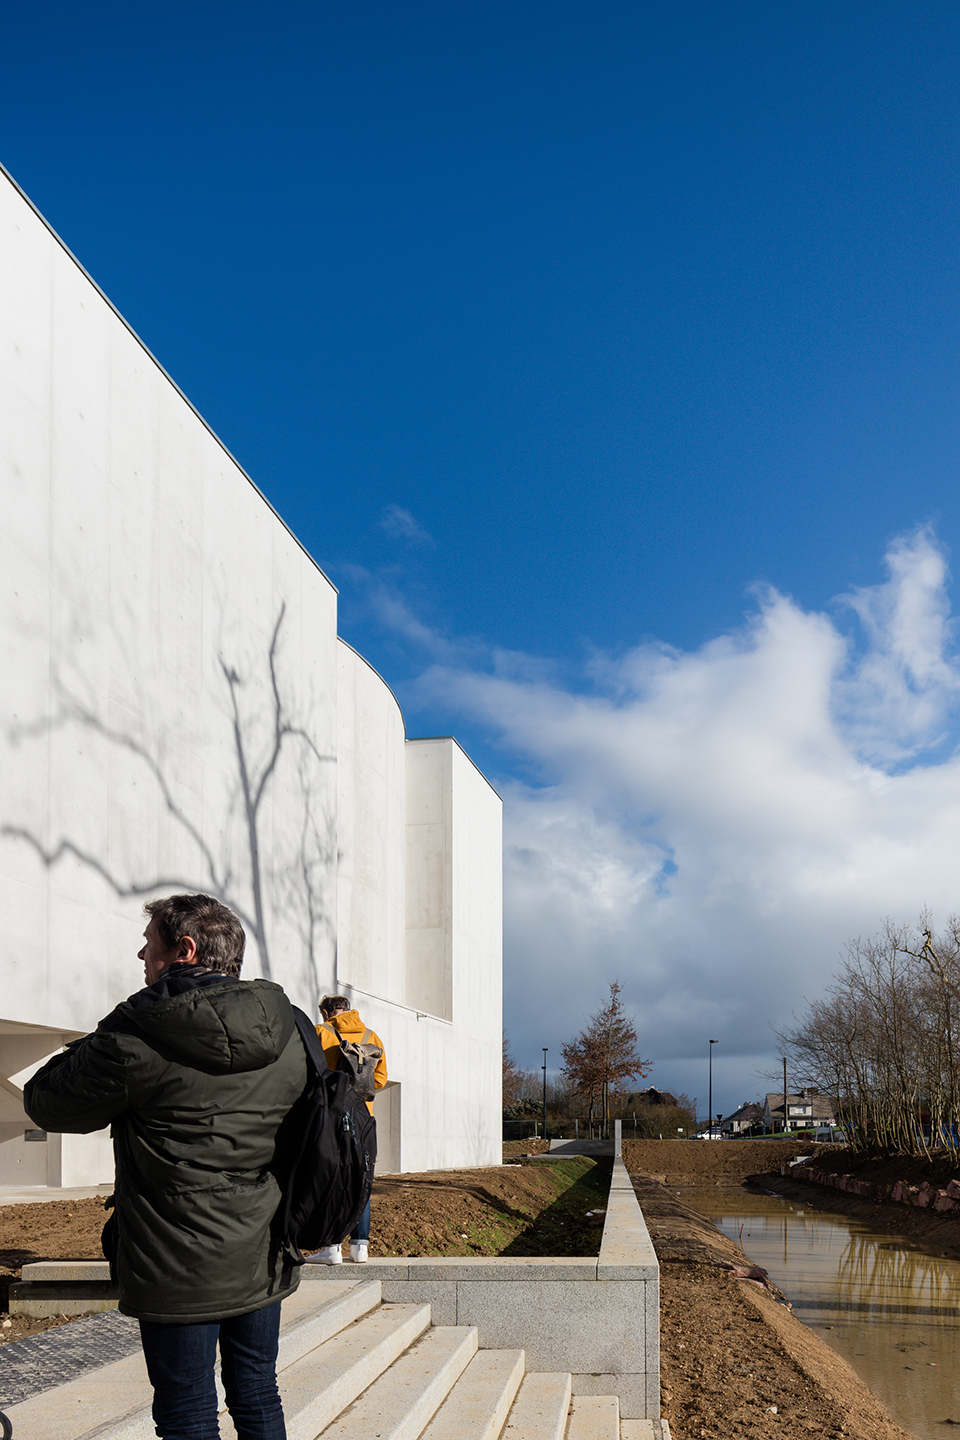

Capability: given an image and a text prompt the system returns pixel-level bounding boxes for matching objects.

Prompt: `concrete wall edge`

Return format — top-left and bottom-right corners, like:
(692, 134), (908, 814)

(0, 159), (337, 599)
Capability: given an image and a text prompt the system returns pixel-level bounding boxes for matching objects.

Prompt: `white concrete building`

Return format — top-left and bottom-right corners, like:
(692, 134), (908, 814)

(0, 165), (502, 1188)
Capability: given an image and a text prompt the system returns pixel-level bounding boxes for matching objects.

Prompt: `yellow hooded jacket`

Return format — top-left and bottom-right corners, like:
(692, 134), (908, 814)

(316, 1008), (388, 1116)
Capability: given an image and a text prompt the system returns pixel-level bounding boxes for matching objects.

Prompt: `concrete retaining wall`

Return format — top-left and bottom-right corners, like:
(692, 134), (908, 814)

(306, 1156), (660, 1420)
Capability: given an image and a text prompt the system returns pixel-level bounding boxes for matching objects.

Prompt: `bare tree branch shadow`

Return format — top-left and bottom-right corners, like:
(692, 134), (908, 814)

(2, 603), (335, 998)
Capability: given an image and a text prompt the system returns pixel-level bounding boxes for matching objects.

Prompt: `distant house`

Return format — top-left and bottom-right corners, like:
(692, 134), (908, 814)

(762, 1089), (838, 1132)
(635, 1087), (679, 1108)
(721, 1102), (762, 1136)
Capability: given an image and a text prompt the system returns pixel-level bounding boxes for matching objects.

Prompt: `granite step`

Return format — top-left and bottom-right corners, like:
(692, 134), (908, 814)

(313, 1325), (479, 1440)
(1, 1280), (383, 1440)
(1, 1347), (152, 1440)
(2, 1281), (670, 1440)
(501, 1371), (573, 1440)
(221, 1302), (433, 1440)
(618, 1422), (673, 1440)
(419, 1348), (525, 1440)
(566, 1394), (620, 1440)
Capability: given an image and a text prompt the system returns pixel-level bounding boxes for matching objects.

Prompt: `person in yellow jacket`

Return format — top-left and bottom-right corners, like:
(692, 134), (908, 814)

(312, 995), (388, 1264)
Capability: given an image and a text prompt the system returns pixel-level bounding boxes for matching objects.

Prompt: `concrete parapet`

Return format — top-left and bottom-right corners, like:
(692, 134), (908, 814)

(304, 1156), (660, 1420)
(22, 1261), (113, 1282)
(306, 1256), (601, 1283)
(11, 1260), (117, 1318)
(598, 1162), (658, 1281)
(10, 1278), (118, 1318)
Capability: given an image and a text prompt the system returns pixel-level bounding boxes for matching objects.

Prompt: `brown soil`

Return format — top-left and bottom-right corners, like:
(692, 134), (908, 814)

(813, 1145), (960, 1190)
(368, 1155), (607, 1258)
(501, 1137), (552, 1157)
(0, 1195), (113, 1344)
(0, 1156), (603, 1344)
(621, 1136), (824, 1185)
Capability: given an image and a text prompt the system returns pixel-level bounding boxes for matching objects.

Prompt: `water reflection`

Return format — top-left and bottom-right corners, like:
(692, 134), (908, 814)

(836, 1233), (960, 1319)
(682, 1187), (960, 1440)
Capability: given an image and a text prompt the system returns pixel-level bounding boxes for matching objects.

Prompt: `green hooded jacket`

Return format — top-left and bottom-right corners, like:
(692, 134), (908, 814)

(24, 966), (307, 1323)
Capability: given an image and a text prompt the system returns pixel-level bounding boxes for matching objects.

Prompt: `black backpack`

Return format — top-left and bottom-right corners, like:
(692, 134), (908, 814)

(273, 1006), (377, 1264)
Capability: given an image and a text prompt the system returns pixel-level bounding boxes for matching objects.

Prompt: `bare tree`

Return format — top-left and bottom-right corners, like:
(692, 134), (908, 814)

(502, 1032), (524, 1109)
(779, 915), (960, 1156)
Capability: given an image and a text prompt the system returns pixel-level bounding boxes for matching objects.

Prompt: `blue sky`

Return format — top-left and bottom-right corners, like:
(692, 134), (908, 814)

(7, 2), (960, 1118)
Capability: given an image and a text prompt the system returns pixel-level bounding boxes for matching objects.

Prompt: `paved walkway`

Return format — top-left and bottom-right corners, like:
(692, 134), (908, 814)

(0, 1186), (110, 1206)
(0, 1309), (140, 1407)
(548, 1138), (615, 1156)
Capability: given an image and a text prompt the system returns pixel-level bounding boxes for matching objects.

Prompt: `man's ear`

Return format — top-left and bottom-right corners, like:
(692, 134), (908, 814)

(178, 934), (199, 965)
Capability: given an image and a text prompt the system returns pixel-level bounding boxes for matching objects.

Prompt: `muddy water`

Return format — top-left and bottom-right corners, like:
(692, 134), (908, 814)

(682, 1187), (960, 1440)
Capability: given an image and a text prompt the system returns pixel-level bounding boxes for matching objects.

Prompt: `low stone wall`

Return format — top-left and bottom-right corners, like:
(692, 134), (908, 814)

(9, 1260), (118, 1316)
(790, 1163), (960, 1212)
(305, 1154), (661, 1420)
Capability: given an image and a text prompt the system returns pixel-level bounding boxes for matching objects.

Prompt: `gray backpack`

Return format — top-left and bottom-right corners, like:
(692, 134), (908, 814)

(321, 1019), (383, 1102)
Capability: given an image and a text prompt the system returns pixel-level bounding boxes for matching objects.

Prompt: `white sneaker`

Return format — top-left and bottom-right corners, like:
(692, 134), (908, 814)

(313, 1244), (343, 1265)
(349, 1242), (368, 1263)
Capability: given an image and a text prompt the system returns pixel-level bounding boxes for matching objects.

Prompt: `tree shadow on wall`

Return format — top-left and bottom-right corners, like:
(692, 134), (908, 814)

(2, 603), (334, 1002)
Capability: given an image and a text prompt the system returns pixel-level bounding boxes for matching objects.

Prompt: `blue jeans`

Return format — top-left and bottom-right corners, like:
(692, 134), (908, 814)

(351, 1198), (370, 1243)
(139, 1302), (285, 1440)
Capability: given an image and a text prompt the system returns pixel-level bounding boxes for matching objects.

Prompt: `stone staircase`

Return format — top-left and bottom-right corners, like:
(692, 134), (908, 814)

(4, 1277), (670, 1440)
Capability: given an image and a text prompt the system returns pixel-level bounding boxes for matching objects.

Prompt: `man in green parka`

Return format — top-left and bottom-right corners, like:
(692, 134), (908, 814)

(24, 893), (307, 1440)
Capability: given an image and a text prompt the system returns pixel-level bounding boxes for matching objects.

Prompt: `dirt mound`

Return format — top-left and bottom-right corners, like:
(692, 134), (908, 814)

(0, 1194), (113, 1344)
(0, 1195), (111, 1284)
(366, 1157), (606, 1258)
(811, 1144), (960, 1188)
(623, 1136), (822, 1185)
(501, 1138), (551, 1158)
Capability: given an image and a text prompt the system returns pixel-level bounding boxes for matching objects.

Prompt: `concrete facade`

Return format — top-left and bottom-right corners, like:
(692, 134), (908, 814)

(0, 165), (502, 1187)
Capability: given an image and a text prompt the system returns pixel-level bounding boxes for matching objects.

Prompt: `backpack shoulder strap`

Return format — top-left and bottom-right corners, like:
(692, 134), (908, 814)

(317, 1020), (344, 1070)
(361, 1028), (371, 1045)
(292, 1005), (329, 1081)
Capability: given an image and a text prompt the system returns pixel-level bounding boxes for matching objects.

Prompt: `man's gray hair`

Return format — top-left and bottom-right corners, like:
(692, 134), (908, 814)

(144, 895), (246, 977)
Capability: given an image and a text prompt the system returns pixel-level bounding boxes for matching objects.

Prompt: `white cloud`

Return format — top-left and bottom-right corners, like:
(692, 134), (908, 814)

(402, 528), (960, 1108)
(337, 564), (470, 666)
(835, 527), (960, 762)
(378, 504), (433, 544)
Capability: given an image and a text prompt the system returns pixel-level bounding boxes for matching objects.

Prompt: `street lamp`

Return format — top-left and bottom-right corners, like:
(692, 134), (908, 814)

(542, 1049), (548, 1145)
(708, 1040), (718, 1136)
